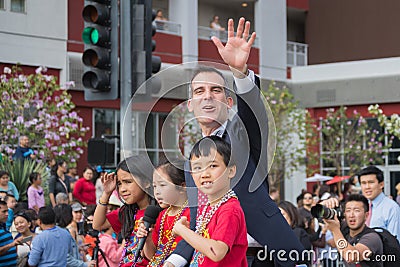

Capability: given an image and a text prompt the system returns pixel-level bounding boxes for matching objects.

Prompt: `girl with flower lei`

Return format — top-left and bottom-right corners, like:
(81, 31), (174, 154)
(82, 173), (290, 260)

(137, 159), (189, 266)
(93, 155), (154, 267)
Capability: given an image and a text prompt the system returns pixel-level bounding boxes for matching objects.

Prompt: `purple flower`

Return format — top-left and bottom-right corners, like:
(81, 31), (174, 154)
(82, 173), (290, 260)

(35, 66), (47, 74)
(65, 81), (75, 88)
(3, 67), (11, 74)
(44, 75), (53, 82)
(16, 116), (24, 124)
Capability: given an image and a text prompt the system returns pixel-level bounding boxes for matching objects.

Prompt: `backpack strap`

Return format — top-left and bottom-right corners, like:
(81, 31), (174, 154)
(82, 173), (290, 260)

(344, 225), (374, 245)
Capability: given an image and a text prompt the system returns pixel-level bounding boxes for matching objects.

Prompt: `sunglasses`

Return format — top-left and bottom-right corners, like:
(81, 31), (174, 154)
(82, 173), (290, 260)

(14, 211), (32, 222)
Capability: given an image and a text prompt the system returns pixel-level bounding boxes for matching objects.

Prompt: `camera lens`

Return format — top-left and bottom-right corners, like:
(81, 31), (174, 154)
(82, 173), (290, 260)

(311, 204), (339, 220)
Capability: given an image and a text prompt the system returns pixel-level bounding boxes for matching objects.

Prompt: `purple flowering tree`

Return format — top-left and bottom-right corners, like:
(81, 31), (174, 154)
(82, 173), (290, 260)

(0, 65), (89, 165)
(313, 106), (393, 177)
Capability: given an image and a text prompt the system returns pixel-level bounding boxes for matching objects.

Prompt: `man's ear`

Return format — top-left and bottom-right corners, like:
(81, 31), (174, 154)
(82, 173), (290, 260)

(226, 96), (234, 109)
(379, 181), (384, 190)
(228, 165), (236, 179)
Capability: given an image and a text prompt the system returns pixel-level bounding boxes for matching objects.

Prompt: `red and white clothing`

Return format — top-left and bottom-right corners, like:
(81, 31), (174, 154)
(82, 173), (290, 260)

(190, 198), (248, 267)
(73, 178), (96, 205)
(107, 208), (148, 267)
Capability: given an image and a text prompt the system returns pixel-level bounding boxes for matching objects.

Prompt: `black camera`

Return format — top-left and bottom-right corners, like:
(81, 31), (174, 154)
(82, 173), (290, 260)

(77, 220), (100, 237)
(311, 204), (343, 220)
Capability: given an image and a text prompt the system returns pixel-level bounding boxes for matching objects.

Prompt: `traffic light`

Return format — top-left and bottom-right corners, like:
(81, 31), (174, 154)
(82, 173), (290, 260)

(82, 0), (118, 101)
(144, 1), (161, 80)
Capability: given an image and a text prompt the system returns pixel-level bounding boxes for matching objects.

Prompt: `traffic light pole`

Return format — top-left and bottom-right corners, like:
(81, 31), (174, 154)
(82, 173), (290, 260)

(120, 0), (133, 158)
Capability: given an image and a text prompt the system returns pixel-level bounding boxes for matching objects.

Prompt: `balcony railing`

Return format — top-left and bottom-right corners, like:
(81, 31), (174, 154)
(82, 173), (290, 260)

(154, 20), (181, 35)
(154, 22), (308, 67)
(198, 26), (259, 48)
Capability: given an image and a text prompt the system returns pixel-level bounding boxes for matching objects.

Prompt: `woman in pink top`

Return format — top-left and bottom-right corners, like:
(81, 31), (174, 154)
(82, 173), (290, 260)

(27, 172), (45, 213)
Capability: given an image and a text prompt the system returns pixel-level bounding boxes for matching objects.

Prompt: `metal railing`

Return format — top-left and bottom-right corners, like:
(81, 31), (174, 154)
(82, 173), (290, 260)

(287, 41), (308, 67)
(154, 22), (308, 67)
(198, 26), (260, 47)
(154, 20), (181, 35)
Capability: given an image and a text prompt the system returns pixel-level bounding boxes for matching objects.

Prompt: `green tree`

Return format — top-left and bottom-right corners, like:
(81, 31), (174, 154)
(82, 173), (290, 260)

(262, 82), (319, 188)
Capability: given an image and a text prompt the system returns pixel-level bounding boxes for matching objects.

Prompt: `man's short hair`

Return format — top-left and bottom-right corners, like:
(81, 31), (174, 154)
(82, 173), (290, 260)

(55, 192), (68, 204)
(38, 206), (56, 225)
(189, 66), (231, 98)
(19, 135), (28, 141)
(0, 200), (7, 207)
(346, 194), (369, 212)
(190, 136), (233, 167)
(358, 166), (384, 183)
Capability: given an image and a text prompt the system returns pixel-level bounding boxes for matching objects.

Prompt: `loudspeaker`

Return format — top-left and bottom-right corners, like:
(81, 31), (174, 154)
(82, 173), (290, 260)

(87, 138), (115, 166)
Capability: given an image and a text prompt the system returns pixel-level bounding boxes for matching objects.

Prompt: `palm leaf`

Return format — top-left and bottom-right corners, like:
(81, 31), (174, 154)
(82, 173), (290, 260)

(0, 158), (49, 203)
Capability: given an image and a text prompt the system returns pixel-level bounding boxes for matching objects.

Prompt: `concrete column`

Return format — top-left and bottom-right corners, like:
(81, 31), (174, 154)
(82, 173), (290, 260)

(169, 0), (198, 63)
(255, 0), (287, 81)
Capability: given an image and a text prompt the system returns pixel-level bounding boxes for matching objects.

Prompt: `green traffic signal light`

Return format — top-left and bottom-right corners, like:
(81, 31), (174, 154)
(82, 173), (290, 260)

(82, 27), (100, 45)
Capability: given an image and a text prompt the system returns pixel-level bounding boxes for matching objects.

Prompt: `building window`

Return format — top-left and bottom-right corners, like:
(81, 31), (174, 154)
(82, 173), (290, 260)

(132, 111), (180, 164)
(11, 0), (25, 13)
(0, 0), (5, 10)
(93, 109), (180, 166)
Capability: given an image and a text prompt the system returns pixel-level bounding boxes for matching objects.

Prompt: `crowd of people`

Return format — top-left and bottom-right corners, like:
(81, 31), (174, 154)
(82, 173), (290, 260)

(268, 165), (400, 267)
(1, 17), (400, 267)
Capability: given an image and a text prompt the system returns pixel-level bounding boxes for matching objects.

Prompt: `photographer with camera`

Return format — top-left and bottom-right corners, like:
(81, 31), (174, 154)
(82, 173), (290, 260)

(316, 194), (383, 267)
(81, 203), (123, 267)
(322, 166), (400, 243)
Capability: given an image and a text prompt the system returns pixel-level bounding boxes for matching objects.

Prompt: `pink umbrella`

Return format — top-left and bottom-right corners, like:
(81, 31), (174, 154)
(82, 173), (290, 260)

(326, 175), (351, 185)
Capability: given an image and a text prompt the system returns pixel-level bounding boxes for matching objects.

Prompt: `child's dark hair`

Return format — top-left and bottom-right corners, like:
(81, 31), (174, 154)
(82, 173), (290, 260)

(189, 136), (233, 167)
(156, 158), (185, 187)
(29, 172), (40, 184)
(117, 155), (155, 239)
(4, 193), (16, 202)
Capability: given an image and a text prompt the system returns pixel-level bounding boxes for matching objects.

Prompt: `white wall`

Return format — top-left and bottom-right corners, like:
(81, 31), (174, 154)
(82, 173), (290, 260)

(0, 0), (67, 82)
(255, 0), (287, 81)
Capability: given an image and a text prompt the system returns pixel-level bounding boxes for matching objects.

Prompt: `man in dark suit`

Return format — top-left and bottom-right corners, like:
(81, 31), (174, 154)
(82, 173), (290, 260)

(164, 17), (304, 267)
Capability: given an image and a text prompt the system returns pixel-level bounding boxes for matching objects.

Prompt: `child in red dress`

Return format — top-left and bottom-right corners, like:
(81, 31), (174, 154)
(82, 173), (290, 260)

(137, 159), (189, 266)
(173, 136), (248, 267)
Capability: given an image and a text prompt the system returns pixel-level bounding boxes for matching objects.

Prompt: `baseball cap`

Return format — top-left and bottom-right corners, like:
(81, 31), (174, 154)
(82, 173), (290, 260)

(108, 194), (123, 207)
(71, 203), (83, 212)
